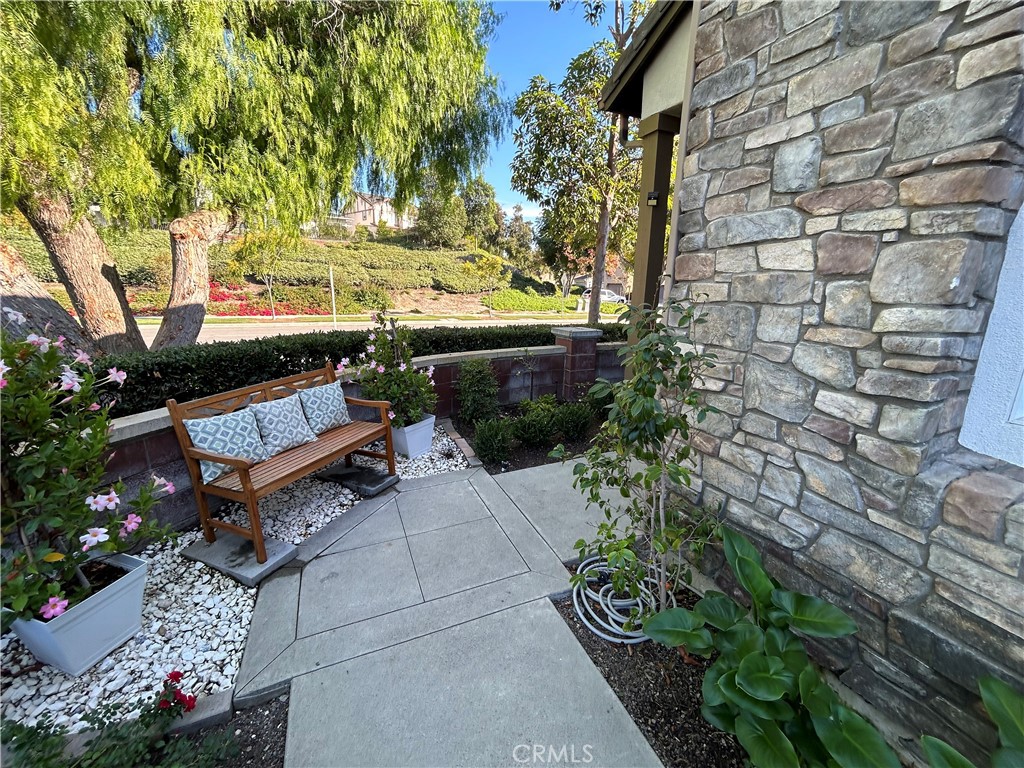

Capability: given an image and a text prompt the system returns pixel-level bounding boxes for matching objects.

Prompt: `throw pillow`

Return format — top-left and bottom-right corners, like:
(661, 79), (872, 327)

(297, 381), (352, 434)
(248, 395), (318, 455)
(184, 409), (272, 484)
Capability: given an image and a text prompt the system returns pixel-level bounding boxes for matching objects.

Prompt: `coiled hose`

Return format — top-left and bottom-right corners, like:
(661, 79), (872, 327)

(571, 555), (677, 644)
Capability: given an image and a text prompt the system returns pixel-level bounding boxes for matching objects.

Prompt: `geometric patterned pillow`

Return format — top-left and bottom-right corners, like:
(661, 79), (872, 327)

(297, 381), (352, 434)
(184, 409), (272, 484)
(247, 395), (318, 456)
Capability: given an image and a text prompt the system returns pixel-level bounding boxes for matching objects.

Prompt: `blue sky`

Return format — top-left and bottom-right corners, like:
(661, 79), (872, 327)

(483, 1), (610, 218)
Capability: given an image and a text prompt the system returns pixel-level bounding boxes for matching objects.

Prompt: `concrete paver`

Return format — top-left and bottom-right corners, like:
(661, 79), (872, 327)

(285, 599), (661, 768)
(235, 464), (661, 766)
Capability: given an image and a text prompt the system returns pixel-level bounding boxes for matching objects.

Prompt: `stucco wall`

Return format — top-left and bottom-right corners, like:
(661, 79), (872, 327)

(673, 1), (1024, 762)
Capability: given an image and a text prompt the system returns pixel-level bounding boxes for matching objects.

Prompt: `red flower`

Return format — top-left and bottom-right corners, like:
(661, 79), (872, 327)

(159, 699), (172, 709)
(166, 670), (183, 683)
(184, 694), (197, 712)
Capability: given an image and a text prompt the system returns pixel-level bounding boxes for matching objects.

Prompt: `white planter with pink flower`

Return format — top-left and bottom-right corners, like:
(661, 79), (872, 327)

(11, 553), (148, 676)
(392, 414), (435, 459)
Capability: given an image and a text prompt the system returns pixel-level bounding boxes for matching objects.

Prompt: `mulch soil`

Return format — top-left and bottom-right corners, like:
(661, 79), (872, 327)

(552, 592), (745, 768)
(190, 694), (288, 768)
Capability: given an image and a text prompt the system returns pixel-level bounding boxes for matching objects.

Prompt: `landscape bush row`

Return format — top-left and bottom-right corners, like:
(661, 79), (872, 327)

(105, 323), (626, 415)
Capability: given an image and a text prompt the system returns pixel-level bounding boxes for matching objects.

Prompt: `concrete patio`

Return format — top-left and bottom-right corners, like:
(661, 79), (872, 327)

(234, 463), (659, 768)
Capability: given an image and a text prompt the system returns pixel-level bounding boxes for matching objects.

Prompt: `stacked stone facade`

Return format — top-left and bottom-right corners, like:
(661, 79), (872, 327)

(674, 0), (1023, 761)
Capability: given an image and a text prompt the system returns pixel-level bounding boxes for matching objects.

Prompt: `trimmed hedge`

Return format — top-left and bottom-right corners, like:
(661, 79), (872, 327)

(107, 322), (626, 416)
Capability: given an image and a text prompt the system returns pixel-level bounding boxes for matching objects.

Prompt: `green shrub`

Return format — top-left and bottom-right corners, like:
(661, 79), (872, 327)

(512, 408), (555, 448)
(352, 224), (371, 243)
(485, 288), (575, 312)
(473, 418), (513, 464)
(520, 393), (558, 417)
(106, 323), (626, 416)
(553, 402), (592, 442)
(354, 284), (392, 312)
(455, 359), (499, 424)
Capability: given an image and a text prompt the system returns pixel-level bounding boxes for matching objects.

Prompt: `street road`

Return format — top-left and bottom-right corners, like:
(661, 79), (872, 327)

(137, 316), (588, 345)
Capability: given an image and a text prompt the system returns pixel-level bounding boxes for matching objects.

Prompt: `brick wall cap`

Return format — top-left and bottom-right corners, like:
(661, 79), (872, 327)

(597, 341), (628, 351)
(110, 407), (172, 444)
(551, 326), (605, 340)
(412, 345), (564, 368)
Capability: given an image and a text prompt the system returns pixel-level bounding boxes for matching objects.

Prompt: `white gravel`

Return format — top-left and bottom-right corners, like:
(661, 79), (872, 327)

(1, 426), (467, 732)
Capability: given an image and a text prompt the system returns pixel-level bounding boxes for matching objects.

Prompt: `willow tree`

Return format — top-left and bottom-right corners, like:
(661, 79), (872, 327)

(1, 0), (502, 354)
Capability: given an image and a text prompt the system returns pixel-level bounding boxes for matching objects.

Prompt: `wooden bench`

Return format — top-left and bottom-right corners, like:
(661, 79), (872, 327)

(167, 366), (395, 563)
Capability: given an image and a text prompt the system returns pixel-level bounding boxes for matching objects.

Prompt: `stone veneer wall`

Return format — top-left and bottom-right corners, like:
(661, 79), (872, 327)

(673, 0), (1024, 762)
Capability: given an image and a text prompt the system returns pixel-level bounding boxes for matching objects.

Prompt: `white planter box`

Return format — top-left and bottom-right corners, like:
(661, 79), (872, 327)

(392, 414), (435, 459)
(12, 553), (148, 676)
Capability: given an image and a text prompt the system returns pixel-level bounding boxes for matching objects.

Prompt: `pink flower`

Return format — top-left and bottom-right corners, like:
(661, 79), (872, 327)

(376, 365), (385, 373)
(0, 359), (9, 377)
(399, 363), (407, 372)
(73, 349), (92, 365)
(366, 344), (375, 354)
(87, 402), (101, 411)
(153, 475), (175, 495)
(60, 365), (83, 392)
(3, 307), (26, 325)
(26, 333), (51, 352)
(370, 313), (378, 323)
(387, 410), (395, 420)
(107, 367), (127, 386)
(120, 513), (143, 538)
(39, 597), (69, 620)
(337, 357), (350, 370)
(79, 527), (109, 548)
(85, 490), (119, 512)
(54, 335), (66, 350)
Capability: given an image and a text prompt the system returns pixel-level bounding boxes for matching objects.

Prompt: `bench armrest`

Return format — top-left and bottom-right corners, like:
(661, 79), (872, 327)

(185, 447), (256, 469)
(345, 396), (392, 423)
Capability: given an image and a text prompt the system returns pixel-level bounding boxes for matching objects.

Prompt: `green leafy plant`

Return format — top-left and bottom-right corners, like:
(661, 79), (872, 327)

(644, 526), (895, 768)
(0, 326), (173, 632)
(555, 301), (719, 618)
(354, 283), (393, 312)
(553, 402), (592, 442)
(513, 408), (556, 448)
(455, 358), (499, 425)
(1, 670), (235, 767)
(474, 418), (513, 465)
(346, 313), (437, 429)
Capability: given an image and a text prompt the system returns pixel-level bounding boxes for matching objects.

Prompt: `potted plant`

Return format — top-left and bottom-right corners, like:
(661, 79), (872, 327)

(344, 312), (438, 459)
(1, 315), (173, 675)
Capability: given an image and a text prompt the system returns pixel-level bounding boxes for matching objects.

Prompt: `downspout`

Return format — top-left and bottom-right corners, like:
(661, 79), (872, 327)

(661, 2), (702, 310)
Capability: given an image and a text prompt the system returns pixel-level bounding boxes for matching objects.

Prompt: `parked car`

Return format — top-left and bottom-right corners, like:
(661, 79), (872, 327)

(582, 288), (627, 304)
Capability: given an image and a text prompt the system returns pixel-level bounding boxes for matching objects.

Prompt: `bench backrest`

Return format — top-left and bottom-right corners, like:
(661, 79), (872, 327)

(167, 365), (338, 425)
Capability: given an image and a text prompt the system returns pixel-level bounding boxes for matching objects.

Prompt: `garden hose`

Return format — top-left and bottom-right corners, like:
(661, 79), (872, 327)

(571, 556), (676, 645)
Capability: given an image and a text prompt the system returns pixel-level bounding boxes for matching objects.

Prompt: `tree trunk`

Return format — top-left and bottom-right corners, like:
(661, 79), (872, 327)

(0, 240), (95, 353)
(589, 115), (620, 324)
(16, 195), (147, 355)
(151, 210), (230, 350)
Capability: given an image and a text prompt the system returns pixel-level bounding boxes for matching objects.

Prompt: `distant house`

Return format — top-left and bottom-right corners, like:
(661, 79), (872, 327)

(329, 192), (416, 231)
(602, 1), (1023, 765)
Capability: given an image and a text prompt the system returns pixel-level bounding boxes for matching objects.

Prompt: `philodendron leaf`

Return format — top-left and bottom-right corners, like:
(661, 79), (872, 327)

(737, 653), (794, 702)
(770, 590), (858, 638)
(719, 670), (795, 722)
(920, 736), (976, 768)
(703, 659), (730, 707)
(799, 665), (837, 718)
(811, 705), (901, 768)
(643, 607), (714, 654)
(765, 626), (809, 675)
(979, 676), (1024, 751)
(718, 622), (766, 663)
(735, 713), (800, 768)
(701, 702), (738, 735)
(992, 748), (1024, 768)
(696, 591), (748, 630)
(736, 555), (775, 609)
(723, 526), (764, 570)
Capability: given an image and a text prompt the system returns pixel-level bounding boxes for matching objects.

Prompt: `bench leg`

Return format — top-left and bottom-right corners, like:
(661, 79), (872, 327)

(244, 491), (268, 564)
(194, 487), (217, 544)
(384, 426), (396, 476)
(345, 452), (353, 468)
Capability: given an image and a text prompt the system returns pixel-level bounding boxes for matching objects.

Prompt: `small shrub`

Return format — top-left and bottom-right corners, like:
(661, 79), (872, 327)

(354, 284), (392, 312)
(512, 408), (555, 448)
(473, 418), (512, 464)
(520, 393), (558, 417)
(553, 402), (592, 442)
(455, 358), (499, 425)
(352, 224), (371, 243)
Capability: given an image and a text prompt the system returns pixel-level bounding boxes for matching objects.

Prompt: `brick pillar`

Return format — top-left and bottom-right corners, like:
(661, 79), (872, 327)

(552, 327), (603, 401)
